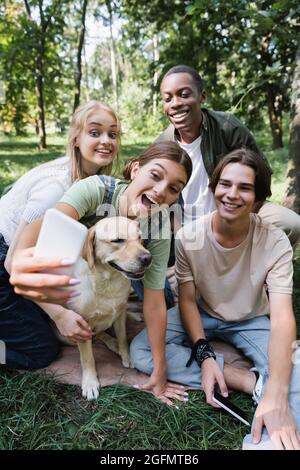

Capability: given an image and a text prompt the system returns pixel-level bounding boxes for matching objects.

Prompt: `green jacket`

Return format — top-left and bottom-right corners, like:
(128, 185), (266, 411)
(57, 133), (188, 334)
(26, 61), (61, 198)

(156, 108), (272, 176)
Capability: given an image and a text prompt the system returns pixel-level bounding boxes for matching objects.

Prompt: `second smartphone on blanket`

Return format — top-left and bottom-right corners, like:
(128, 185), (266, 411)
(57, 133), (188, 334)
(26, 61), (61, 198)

(34, 208), (88, 276)
(212, 385), (250, 426)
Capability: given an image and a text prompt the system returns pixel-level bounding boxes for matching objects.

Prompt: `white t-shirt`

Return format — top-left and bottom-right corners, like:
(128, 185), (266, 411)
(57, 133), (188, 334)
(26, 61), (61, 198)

(0, 156), (72, 245)
(175, 213), (293, 322)
(177, 136), (216, 224)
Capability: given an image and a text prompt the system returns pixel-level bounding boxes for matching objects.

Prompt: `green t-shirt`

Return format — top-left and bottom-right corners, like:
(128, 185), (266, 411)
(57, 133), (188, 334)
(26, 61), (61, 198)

(60, 175), (171, 290)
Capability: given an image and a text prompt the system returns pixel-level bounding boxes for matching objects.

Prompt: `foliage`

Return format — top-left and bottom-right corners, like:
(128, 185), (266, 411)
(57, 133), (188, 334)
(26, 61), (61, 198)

(0, 1), (75, 137)
(0, 0), (299, 152)
(118, 80), (165, 139)
(1, 0), (299, 197)
(119, 0), (300, 147)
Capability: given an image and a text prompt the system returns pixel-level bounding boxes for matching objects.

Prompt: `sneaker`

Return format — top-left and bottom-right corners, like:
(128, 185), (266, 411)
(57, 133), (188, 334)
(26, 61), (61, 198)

(250, 367), (264, 404)
(242, 433), (274, 450)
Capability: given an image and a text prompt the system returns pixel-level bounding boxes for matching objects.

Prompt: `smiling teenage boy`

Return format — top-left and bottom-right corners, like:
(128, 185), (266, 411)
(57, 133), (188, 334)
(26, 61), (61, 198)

(130, 149), (300, 450)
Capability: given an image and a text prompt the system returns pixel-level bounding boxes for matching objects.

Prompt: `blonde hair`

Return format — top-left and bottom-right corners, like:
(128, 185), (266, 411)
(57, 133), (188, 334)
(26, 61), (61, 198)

(67, 100), (121, 182)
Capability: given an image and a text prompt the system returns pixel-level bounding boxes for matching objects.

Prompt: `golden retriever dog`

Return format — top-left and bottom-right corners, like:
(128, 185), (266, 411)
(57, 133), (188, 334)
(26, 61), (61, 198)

(71, 216), (151, 400)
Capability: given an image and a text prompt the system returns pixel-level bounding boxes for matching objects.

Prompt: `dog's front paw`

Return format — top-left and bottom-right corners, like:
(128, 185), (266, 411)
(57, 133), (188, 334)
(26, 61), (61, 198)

(127, 310), (143, 322)
(121, 355), (130, 368)
(81, 373), (101, 400)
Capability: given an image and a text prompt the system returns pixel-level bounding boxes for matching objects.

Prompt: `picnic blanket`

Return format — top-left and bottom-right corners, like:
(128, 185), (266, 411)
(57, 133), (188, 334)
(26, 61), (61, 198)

(44, 298), (252, 389)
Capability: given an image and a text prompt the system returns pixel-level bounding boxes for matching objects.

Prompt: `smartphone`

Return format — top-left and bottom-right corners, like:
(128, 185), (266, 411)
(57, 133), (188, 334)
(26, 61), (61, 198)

(34, 208), (88, 276)
(212, 385), (250, 426)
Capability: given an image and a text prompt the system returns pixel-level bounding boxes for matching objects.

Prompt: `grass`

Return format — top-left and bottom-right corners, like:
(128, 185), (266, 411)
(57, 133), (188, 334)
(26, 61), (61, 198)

(0, 134), (152, 194)
(0, 128), (290, 203)
(253, 118), (289, 204)
(0, 130), (299, 450)
(0, 371), (254, 450)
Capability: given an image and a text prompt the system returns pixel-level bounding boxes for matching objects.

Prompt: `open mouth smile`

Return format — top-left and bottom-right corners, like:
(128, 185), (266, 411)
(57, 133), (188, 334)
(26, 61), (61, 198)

(108, 261), (146, 280)
(141, 194), (160, 210)
(222, 201), (242, 210)
(95, 148), (112, 157)
(169, 110), (189, 123)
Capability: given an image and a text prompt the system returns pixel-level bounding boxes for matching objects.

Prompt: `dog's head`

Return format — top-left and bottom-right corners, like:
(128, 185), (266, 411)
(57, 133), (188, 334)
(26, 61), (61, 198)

(82, 216), (152, 280)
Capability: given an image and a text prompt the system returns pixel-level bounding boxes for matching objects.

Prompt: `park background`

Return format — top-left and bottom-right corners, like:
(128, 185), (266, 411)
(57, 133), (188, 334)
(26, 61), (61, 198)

(0, 0), (299, 450)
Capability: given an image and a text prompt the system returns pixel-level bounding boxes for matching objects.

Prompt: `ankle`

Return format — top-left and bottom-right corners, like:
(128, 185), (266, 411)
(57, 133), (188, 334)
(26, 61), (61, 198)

(244, 370), (257, 395)
(224, 364), (257, 394)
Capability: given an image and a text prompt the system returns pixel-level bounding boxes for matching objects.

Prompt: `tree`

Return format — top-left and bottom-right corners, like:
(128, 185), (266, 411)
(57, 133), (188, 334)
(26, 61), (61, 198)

(24, 0), (69, 149)
(0, 1), (72, 145)
(105, 0), (119, 112)
(73, 0), (89, 112)
(284, 45), (300, 213)
(0, 1), (32, 135)
(120, 0), (299, 148)
(186, 0), (300, 148)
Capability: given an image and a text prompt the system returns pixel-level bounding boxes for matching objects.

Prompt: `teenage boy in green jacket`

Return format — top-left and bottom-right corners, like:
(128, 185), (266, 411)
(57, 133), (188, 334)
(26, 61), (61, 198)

(157, 64), (300, 247)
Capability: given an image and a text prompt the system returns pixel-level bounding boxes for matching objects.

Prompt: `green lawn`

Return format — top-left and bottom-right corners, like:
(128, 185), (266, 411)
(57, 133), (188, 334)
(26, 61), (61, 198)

(0, 131), (290, 204)
(0, 133), (299, 450)
(0, 134), (153, 194)
(0, 371), (254, 450)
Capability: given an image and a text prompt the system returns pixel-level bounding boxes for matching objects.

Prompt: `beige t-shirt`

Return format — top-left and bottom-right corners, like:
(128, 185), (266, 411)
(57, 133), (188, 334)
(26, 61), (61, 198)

(175, 212), (293, 322)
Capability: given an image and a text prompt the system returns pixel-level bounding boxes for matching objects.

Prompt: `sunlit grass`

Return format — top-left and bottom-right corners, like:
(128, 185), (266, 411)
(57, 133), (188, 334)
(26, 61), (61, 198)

(0, 134), (152, 193)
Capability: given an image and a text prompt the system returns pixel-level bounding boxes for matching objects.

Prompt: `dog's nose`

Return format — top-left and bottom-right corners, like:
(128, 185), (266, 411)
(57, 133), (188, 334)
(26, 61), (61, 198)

(139, 253), (152, 267)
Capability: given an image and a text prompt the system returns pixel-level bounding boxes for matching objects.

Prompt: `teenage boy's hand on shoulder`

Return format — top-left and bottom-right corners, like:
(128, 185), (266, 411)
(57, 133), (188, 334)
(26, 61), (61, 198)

(201, 358), (228, 408)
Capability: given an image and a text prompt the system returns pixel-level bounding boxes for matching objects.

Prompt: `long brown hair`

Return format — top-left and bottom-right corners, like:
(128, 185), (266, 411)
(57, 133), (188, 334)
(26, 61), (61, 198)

(122, 141), (192, 183)
(67, 100), (121, 182)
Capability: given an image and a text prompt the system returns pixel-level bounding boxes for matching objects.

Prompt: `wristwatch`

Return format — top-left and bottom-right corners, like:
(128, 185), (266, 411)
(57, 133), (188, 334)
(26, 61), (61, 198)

(186, 338), (216, 368)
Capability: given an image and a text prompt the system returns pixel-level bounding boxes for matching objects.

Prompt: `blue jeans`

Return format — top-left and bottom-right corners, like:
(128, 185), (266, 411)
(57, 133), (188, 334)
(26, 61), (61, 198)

(0, 235), (60, 369)
(132, 278), (175, 309)
(130, 305), (300, 433)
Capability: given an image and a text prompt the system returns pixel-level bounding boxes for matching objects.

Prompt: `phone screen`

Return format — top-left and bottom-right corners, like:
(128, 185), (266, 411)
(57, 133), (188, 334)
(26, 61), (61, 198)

(212, 388), (250, 426)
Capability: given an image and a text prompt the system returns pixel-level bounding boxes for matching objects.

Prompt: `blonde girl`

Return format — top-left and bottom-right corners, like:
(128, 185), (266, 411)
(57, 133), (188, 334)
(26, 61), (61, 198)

(0, 101), (120, 368)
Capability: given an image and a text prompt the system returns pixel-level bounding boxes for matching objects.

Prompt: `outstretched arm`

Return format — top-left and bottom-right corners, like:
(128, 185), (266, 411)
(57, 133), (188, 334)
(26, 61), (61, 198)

(9, 203), (80, 304)
(179, 281), (228, 407)
(252, 292), (300, 450)
(137, 288), (187, 406)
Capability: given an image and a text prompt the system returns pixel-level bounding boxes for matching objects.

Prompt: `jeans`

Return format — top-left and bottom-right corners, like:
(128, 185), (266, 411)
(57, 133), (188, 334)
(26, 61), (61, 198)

(130, 305), (300, 434)
(131, 278), (175, 309)
(0, 235), (60, 369)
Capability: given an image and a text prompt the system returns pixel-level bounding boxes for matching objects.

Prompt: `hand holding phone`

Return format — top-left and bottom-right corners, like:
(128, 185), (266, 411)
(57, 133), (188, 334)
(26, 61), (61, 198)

(34, 208), (88, 276)
(212, 385), (250, 426)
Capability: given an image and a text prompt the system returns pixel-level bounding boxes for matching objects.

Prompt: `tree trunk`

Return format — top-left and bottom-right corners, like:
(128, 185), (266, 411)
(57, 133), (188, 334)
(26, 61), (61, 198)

(284, 46), (300, 213)
(260, 32), (283, 149)
(24, 0), (47, 149)
(73, 0), (88, 112)
(266, 84), (283, 149)
(36, 54), (47, 149)
(106, 0), (118, 112)
(35, 118), (39, 136)
(83, 43), (90, 101)
(152, 33), (159, 116)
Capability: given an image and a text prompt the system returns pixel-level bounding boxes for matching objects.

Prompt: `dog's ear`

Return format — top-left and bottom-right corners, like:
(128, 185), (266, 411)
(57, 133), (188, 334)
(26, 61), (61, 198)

(82, 227), (96, 269)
